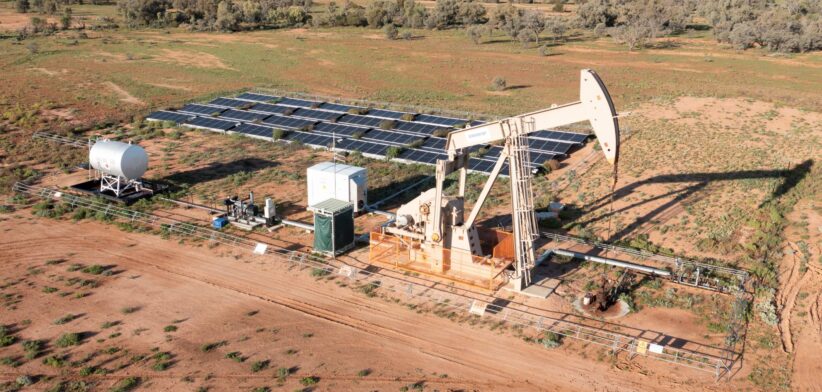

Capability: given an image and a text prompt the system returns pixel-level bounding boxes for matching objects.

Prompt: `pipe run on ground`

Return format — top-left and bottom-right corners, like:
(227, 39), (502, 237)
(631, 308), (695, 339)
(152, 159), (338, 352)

(550, 248), (671, 277)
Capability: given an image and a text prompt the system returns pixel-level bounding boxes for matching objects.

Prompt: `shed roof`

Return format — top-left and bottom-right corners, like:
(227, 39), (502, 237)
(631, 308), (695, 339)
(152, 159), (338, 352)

(308, 198), (353, 215)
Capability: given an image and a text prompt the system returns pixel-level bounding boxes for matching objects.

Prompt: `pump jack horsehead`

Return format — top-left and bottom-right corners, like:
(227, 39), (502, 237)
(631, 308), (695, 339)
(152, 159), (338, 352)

(385, 69), (621, 291)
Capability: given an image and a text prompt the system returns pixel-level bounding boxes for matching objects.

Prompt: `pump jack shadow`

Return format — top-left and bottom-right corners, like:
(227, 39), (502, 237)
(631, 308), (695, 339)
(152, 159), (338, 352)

(576, 159), (814, 243)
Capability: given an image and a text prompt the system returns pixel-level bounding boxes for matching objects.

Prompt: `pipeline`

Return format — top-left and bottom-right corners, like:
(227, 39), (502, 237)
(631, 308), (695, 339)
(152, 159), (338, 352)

(281, 219), (314, 231)
(550, 249), (671, 277)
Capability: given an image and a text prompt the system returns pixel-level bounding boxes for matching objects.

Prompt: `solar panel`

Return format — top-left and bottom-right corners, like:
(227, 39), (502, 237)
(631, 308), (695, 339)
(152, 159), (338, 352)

(313, 122), (369, 137)
(338, 114), (384, 127)
(319, 102), (360, 113)
(528, 151), (558, 167)
(145, 111), (193, 123)
(468, 158), (496, 174)
(368, 108), (409, 120)
(482, 146), (504, 159)
(252, 103), (293, 115)
(219, 109), (269, 122)
(209, 97), (253, 108)
(421, 137), (446, 150)
(237, 92), (279, 102)
(284, 131), (334, 148)
(262, 115), (316, 130)
(335, 139), (390, 157)
(183, 117), (237, 131)
(180, 104), (224, 116)
(363, 130), (423, 145)
(395, 121), (447, 135)
(292, 108), (343, 121)
(530, 130), (588, 144)
(278, 97), (320, 108)
(398, 149), (446, 164)
(527, 139), (574, 155)
(233, 123), (275, 138)
(414, 114), (468, 127)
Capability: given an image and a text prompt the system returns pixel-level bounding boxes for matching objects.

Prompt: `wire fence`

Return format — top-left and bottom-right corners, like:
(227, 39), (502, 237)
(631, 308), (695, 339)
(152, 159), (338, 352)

(13, 182), (735, 380)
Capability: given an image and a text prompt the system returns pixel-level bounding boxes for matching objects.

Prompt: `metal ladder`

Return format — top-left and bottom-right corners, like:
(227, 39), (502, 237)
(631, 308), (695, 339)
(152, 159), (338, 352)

(503, 119), (539, 288)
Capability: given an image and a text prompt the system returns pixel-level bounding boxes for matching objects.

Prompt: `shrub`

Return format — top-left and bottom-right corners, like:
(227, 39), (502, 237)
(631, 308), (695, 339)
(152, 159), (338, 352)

(357, 368), (372, 377)
(224, 351), (244, 362)
(386, 146), (403, 159)
(22, 340), (43, 358)
(82, 264), (105, 274)
(163, 325), (178, 332)
(54, 314), (77, 325)
(276, 367), (290, 380)
(111, 377), (140, 392)
(56, 332), (80, 347)
(432, 128), (450, 137)
(121, 306), (139, 314)
(467, 24), (484, 44)
(43, 355), (65, 367)
(272, 129), (286, 140)
(200, 341), (226, 352)
(250, 359), (269, 372)
(311, 268), (330, 277)
(379, 119), (395, 130)
(400, 113), (416, 121)
(300, 376), (319, 386)
(489, 76), (506, 91)
(42, 286), (58, 293)
(538, 45), (551, 56)
(539, 332), (562, 348)
(384, 23), (399, 40)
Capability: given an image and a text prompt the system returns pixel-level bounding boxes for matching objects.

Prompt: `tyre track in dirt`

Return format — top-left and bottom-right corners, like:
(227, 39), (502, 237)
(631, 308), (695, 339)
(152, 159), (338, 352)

(0, 217), (722, 391)
(777, 245), (805, 354)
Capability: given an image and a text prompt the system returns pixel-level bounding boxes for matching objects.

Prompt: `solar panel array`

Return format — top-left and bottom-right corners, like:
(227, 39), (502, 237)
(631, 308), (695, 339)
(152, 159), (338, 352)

(146, 92), (590, 175)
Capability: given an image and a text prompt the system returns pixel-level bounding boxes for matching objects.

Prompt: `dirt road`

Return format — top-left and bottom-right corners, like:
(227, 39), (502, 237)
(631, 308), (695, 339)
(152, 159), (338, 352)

(0, 215), (734, 391)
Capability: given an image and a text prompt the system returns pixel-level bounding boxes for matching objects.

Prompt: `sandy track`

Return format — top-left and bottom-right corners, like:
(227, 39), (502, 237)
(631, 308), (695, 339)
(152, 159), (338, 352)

(0, 216), (725, 391)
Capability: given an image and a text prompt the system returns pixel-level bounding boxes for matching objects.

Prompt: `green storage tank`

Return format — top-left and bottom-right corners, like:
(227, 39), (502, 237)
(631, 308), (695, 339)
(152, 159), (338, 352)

(309, 198), (355, 256)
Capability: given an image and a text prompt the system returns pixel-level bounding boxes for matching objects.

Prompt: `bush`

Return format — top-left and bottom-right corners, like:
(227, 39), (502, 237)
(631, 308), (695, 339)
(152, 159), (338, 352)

(379, 119), (395, 130)
(250, 359), (269, 372)
(386, 146), (403, 159)
(43, 355), (65, 367)
(539, 332), (562, 348)
(111, 377), (140, 392)
(538, 44), (551, 56)
(384, 23), (399, 39)
(163, 325), (177, 332)
(82, 264), (105, 274)
(489, 76), (507, 91)
(56, 332), (80, 347)
(272, 129), (286, 140)
(300, 376), (319, 386)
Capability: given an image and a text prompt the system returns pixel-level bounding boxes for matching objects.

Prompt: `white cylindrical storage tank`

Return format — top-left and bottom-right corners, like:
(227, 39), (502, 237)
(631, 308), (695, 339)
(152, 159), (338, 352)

(89, 140), (148, 180)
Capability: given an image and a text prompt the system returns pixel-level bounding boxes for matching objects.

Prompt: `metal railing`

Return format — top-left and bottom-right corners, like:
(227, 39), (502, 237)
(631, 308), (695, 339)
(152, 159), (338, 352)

(541, 231), (749, 292)
(13, 182), (735, 379)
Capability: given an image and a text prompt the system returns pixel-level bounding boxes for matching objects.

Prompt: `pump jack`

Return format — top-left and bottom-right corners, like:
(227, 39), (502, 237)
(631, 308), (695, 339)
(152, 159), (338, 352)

(383, 69), (621, 291)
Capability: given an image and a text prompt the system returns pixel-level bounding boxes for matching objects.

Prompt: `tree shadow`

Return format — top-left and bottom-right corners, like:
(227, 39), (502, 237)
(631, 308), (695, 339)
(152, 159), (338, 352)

(159, 158), (279, 188)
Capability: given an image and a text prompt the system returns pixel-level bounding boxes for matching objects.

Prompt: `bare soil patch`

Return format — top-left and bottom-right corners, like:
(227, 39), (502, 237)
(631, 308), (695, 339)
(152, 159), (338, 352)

(155, 49), (233, 70)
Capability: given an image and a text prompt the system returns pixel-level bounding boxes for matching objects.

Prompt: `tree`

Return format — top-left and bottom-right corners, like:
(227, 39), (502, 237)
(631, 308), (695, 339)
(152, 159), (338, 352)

(466, 24), (484, 44)
(522, 10), (544, 44)
(491, 4), (524, 40)
(61, 7), (72, 29)
(215, 0), (240, 31)
(16, 0), (30, 13)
